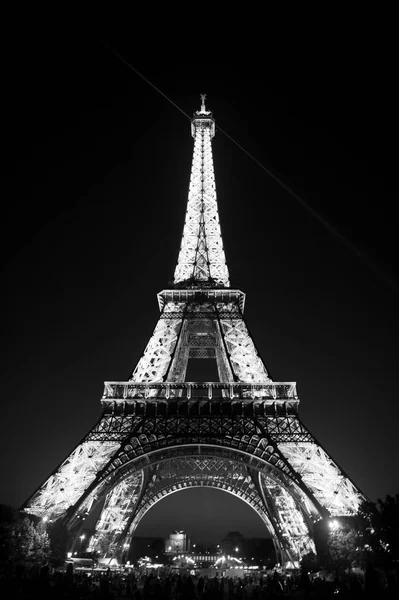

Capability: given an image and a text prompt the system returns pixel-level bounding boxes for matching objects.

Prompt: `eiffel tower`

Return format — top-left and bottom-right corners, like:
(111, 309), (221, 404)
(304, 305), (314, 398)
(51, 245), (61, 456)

(23, 95), (365, 567)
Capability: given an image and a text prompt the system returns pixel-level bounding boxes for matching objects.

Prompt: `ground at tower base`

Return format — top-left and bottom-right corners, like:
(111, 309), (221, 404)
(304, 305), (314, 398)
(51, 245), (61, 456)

(1, 505), (399, 600)
(0, 563), (398, 599)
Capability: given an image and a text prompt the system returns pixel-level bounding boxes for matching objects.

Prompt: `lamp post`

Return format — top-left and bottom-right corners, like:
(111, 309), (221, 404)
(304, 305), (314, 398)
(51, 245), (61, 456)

(123, 543), (130, 565)
(40, 515), (49, 537)
(329, 519), (340, 531)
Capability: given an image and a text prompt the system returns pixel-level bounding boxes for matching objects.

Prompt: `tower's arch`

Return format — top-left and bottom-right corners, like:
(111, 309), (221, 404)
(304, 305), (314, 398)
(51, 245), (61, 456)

(77, 448), (319, 564)
(131, 485), (280, 561)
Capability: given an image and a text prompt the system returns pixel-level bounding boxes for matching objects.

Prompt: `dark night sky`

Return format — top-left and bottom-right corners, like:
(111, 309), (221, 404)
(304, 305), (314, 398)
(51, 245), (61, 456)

(1, 26), (398, 545)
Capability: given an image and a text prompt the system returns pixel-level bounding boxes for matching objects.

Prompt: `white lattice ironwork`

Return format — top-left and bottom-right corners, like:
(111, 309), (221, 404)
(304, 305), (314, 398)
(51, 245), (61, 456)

(279, 443), (363, 515)
(25, 441), (119, 520)
(174, 101), (229, 287)
(129, 303), (184, 382)
(129, 299), (271, 386)
(220, 318), (271, 382)
(124, 458), (278, 549)
(88, 472), (142, 557)
(261, 475), (316, 561)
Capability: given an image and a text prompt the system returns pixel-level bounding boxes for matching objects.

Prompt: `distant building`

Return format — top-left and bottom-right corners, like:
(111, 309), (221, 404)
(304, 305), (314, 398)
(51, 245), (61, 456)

(165, 530), (191, 554)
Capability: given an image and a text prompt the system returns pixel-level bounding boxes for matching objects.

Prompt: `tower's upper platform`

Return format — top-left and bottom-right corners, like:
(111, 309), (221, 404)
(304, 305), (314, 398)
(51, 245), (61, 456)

(190, 93), (216, 138)
(173, 95), (230, 289)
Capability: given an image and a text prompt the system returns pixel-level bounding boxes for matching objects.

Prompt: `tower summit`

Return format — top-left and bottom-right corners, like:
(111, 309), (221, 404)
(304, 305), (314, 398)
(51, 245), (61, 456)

(22, 97), (365, 568)
(174, 95), (229, 288)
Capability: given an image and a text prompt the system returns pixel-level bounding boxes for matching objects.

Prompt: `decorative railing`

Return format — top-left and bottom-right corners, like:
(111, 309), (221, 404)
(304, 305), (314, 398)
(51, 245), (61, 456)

(102, 381), (297, 402)
(157, 289), (246, 311)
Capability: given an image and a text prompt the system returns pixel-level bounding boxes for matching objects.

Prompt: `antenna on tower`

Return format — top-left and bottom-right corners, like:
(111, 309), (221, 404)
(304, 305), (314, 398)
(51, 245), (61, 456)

(200, 93), (207, 112)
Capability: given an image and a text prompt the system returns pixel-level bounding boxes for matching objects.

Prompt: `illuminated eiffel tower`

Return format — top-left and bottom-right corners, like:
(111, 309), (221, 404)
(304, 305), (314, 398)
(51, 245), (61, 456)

(23, 96), (365, 567)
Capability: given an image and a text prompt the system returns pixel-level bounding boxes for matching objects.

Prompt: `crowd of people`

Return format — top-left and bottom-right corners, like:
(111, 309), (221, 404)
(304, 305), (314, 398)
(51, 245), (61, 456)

(0, 563), (397, 599)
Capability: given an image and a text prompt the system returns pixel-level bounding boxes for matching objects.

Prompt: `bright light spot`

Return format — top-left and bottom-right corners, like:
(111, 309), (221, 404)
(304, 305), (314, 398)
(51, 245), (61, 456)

(80, 534), (85, 541)
(42, 516), (48, 523)
(67, 552), (72, 558)
(329, 519), (339, 531)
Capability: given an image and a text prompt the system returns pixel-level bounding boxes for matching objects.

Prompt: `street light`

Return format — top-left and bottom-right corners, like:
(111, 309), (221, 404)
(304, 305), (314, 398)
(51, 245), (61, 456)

(79, 534), (85, 555)
(122, 543), (130, 564)
(329, 519), (339, 531)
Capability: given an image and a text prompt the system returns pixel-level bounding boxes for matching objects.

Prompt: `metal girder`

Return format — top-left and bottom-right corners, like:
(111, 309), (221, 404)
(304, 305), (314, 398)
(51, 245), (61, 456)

(279, 442), (363, 516)
(259, 473), (316, 562)
(23, 396), (364, 563)
(24, 440), (120, 521)
(86, 471), (143, 558)
(174, 107), (229, 287)
(129, 302), (184, 383)
(128, 298), (271, 389)
(82, 456), (317, 565)
(127, 458), (270, 536)
(219, 317), (271, 382)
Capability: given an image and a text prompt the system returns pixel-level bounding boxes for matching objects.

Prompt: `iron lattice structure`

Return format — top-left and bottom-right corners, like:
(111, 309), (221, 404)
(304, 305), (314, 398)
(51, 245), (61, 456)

(23, 97), (364, 566)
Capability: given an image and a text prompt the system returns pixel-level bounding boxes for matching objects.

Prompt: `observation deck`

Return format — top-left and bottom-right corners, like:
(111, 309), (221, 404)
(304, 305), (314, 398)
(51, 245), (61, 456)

(101, 381), (299, 416)
(157, 289), (246, 312)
